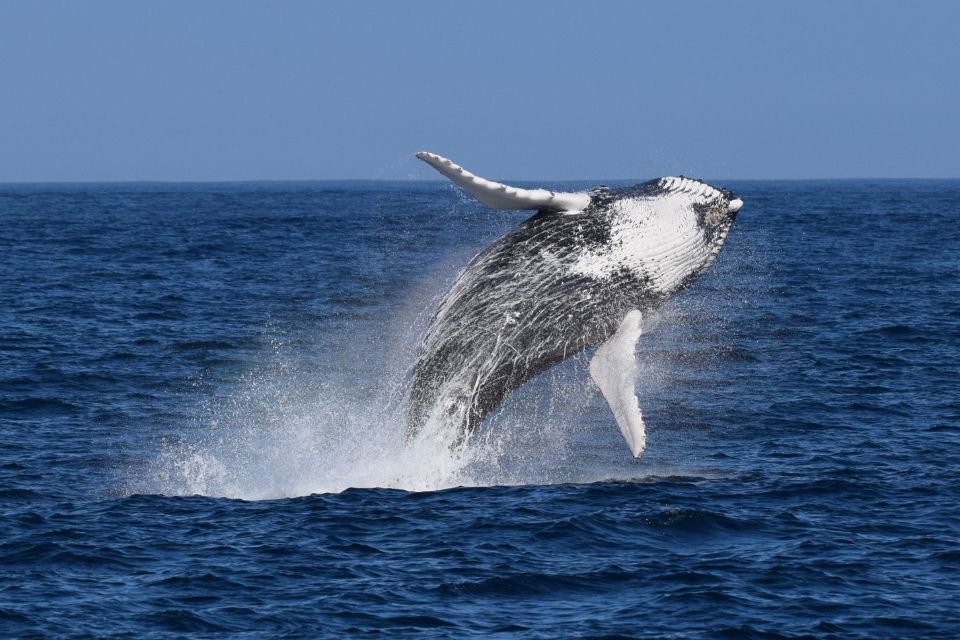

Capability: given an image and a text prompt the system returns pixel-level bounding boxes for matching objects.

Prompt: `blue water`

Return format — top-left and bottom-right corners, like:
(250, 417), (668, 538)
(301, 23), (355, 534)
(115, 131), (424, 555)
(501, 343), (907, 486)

(1, 180), (958, 638)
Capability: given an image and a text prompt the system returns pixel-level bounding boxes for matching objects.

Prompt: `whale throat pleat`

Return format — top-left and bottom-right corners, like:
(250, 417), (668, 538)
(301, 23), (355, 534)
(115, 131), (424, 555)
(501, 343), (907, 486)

(416, 151), (591, 213)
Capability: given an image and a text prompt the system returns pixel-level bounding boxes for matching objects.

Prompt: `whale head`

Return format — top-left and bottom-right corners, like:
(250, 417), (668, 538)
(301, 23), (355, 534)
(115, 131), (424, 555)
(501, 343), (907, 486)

(572, 177), (742, 297)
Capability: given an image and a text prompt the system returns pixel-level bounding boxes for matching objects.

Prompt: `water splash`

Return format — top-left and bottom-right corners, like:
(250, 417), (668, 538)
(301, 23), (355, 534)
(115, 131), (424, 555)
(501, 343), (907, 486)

(136, 334), (630, 499)
(137, 357), (590, 499)
(132, 251), (742, 501)
(134, 307), (722, 500)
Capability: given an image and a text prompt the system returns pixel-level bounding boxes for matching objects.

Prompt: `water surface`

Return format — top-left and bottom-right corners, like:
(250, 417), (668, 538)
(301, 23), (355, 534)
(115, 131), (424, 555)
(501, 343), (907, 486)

(1, 180), (958, 638)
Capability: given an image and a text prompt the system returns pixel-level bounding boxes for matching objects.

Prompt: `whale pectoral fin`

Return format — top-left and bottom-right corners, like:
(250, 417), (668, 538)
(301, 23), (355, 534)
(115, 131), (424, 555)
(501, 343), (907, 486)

(589, 310), (646, 458)
(416, 151), (591, 213)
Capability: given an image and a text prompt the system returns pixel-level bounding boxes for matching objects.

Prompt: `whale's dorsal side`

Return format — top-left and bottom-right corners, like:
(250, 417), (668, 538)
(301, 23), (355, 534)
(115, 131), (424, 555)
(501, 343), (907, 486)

(416, 151), (591, 213)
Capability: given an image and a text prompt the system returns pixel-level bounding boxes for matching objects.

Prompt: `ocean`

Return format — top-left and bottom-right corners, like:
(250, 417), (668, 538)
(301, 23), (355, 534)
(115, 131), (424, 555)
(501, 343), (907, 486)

(1, 180), (958, 638)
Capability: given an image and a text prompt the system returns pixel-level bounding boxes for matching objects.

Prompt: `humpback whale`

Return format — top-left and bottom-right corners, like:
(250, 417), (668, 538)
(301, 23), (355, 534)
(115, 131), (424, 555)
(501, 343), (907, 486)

(408, 152), (742, 458)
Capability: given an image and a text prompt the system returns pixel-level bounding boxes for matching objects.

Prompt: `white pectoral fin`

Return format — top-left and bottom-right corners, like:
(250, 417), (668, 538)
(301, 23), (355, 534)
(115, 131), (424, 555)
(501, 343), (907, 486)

(416, 151), (590, 213)
(589, 310), (646, 458)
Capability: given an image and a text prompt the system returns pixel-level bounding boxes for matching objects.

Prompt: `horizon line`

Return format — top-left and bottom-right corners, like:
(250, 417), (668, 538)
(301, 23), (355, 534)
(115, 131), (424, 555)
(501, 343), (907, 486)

(2, 176), (959, 187)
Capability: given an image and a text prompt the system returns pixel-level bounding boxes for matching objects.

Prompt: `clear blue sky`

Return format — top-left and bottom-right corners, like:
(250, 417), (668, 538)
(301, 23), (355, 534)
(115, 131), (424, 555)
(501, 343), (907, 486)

(2, 0), (958, 182)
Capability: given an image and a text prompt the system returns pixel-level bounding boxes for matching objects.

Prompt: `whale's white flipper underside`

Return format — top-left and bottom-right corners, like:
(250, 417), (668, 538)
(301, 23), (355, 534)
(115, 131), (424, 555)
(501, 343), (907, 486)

(417, 151), (591, 213)
(589, 310), (646, 458)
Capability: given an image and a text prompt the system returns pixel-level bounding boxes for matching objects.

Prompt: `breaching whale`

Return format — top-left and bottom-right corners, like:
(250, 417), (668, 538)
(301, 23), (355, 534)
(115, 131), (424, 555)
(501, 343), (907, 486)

(408, 152), (742, 458)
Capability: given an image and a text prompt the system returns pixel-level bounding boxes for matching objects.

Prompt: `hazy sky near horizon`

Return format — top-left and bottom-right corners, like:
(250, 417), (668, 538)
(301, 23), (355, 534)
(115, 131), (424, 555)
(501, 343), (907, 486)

(2, 1), (958, 182)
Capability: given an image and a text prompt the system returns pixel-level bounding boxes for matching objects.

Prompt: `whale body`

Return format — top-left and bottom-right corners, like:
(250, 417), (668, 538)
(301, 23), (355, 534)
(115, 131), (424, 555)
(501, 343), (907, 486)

(408, 152), (742, 457)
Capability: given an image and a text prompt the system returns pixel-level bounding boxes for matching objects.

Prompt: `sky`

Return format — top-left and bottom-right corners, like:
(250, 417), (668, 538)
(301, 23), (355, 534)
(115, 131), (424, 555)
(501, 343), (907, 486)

(1, 0), (958, 182)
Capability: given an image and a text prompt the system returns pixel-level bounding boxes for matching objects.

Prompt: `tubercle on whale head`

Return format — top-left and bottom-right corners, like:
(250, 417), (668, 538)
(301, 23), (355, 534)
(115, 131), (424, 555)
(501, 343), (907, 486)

(690, 188), (742, 253)
(710, 187), (743, 226)
(709, 183), (742, 217)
